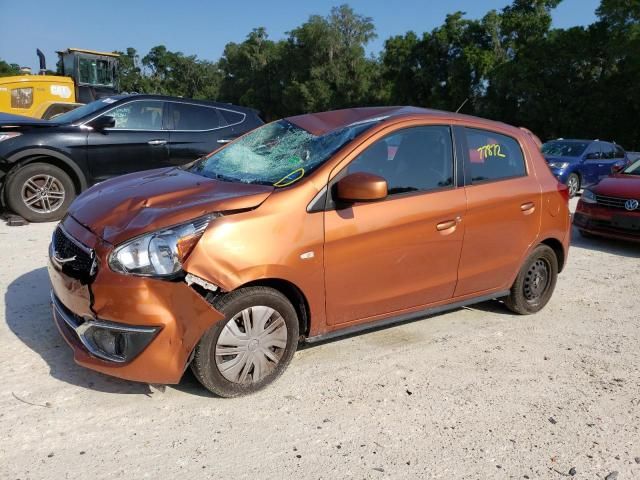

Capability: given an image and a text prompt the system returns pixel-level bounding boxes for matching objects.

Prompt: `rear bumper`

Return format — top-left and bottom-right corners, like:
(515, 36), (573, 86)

(49, 216), (225, 384)
(574, 202), (640, 243)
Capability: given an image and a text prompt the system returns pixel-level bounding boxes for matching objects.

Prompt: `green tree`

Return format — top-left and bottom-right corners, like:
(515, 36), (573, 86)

(0, 59), (20, 77)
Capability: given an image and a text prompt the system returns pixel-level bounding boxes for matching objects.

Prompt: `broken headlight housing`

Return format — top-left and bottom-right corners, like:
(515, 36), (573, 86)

(109, 215), (216, 277)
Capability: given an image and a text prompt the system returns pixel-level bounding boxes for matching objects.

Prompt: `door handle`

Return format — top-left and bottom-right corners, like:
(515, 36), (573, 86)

(148, 139), (167, 146)
(436, 216), (462, 232)
(217, 139), (233, 144)
(520, 202), (536, 214)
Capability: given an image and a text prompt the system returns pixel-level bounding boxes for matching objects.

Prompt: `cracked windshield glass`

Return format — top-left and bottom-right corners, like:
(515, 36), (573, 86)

(188, 119), (380, 186)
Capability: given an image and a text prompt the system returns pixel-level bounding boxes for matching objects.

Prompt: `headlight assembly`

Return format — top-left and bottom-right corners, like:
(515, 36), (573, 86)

(0, 132), (21, 143)
(548, 162), (569, 169)
(109, 215), (217, 277)
(581, 189), (597, 204)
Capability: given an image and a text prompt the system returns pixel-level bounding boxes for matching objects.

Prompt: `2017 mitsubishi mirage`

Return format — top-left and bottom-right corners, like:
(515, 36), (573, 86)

(48, 107), (571, 397)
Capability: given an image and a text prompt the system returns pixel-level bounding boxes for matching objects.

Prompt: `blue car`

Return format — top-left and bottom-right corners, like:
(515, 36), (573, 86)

(541, 139), (629, 197)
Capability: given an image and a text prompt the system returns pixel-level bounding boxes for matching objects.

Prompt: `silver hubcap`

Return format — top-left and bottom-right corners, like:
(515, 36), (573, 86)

(21, 174), (66, 214)
(568, 176), (578, 196)
(215, 306), (288, 384)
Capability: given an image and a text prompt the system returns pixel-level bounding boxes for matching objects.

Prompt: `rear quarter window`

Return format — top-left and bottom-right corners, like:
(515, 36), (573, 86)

(219, 109), (245, 126)
(464, 128), (526, 184)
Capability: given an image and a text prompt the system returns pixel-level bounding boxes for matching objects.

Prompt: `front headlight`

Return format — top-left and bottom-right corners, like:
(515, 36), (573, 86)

(109, 215), (216, 277)
(548, 162), (569, 169)
(581, 189), (597, 204)
(0, 132), (21, 143)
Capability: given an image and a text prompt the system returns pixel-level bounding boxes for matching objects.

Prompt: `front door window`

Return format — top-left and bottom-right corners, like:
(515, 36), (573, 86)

(102, 101), (164, 130)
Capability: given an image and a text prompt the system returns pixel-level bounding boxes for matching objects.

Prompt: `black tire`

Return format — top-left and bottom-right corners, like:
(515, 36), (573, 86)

(567, 173), (580, 198)
(191, 287), (299, 397)
(505, 245), (559, 315)
(4, 162), (76, 222)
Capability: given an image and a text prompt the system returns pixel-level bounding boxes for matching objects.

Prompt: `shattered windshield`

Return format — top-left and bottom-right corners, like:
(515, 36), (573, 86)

(623, 159), (640, 175)
(188, 119), (379, 186)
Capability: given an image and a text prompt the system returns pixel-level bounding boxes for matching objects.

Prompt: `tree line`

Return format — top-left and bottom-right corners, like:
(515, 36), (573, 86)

(2, 0), (639, 149)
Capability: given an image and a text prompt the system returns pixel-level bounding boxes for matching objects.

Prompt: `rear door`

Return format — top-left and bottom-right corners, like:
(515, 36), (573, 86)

(166, 102), (241, 166)
(324, 124), (466, 325)
(86, 99), (169, 181)
(596, 143), (618, 181)
(454, 126), (541, 297)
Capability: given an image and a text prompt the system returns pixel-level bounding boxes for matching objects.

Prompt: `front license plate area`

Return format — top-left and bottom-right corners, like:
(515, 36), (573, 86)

(612, 215), (640, 232)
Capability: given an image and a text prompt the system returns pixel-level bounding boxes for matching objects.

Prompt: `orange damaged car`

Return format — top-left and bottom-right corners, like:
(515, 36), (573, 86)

(48, 107), (571, 397)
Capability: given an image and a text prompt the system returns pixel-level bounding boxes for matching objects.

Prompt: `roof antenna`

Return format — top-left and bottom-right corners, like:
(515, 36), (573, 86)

(455, 98), (469, 113)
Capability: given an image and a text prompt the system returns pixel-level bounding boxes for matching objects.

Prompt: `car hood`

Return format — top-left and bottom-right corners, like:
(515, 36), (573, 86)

(591, 174), (640, 198)
(0, 112), (58, 127)
(544, 155), (578, 164)
(68, 167), (274, 245)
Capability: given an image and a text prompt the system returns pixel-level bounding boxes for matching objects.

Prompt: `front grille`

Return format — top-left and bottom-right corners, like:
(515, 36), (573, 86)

(51, 226), (96, 281)
(595, 194), (632, 209)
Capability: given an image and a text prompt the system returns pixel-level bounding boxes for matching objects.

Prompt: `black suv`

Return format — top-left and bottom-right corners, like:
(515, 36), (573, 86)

(0, 95), (263, 222)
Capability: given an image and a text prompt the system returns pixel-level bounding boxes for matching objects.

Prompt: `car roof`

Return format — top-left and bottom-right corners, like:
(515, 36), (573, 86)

(285, 106), (519, 136)
(111, 94), (259, 114)
(547, 139), (623, 146)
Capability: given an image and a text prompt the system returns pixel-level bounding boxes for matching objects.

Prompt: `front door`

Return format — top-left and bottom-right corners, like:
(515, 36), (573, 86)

(454, 127), (541, 296)
(581, 142), (604, 187)
(324, 125), (466, 326)
(87, 99), (170, 182)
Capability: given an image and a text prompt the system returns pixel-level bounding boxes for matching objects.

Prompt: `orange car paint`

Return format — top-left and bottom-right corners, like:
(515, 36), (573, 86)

(49, 107), (571, 384)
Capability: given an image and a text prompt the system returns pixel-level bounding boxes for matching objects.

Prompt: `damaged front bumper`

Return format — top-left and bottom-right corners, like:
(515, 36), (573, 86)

(49, 215), (224, 384)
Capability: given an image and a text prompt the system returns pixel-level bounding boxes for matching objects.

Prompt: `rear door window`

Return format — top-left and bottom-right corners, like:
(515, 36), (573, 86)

(170, 103), (221, 131)
(614, 145), (625, 158)
(601, 143), (616, 159)
(464, 128), (526, 184)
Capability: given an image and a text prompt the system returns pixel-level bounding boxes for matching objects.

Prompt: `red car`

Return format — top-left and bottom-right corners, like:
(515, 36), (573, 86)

(574, 159), (640, 242)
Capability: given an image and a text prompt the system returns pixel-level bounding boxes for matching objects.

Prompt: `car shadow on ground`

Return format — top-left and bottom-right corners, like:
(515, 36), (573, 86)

(4, 267), (153, 395)
(570, 226), (639, 258)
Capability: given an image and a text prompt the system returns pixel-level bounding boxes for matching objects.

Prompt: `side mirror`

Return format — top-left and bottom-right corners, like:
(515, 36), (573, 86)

(89, 115), (115, 130)
(336, 172), (387, 203)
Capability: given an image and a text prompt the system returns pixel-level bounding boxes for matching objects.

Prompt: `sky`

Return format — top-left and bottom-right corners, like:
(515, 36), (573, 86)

(0, 0), (601, 71)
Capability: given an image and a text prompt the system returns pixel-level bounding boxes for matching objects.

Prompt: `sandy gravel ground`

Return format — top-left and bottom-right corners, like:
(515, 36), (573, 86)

(1, 199), (639, 479)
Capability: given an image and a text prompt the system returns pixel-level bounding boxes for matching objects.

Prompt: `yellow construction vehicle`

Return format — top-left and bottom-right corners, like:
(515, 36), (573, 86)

(0, 48), (119, 119)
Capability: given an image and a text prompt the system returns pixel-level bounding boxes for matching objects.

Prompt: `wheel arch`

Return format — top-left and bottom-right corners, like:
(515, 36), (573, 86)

(6, 148), (88, 194)
(235, 278), (311, 338)
(540, 237), (566, 273)
(568, 169), (581, 185)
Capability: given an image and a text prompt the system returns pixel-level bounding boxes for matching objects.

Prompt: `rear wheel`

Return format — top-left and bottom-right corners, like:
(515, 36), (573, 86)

(191, 287), (299, 397)
(567, 173), (580, 198)
(505, 245), (558, 315)
(5, 162), (75, 222)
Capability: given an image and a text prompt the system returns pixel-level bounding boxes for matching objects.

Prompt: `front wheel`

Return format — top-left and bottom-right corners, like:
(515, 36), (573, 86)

(567, 173), (580, 198)
(4, 162), (76, 222)
(505, 245), (559, 315)
(191, 287), (299, 397)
